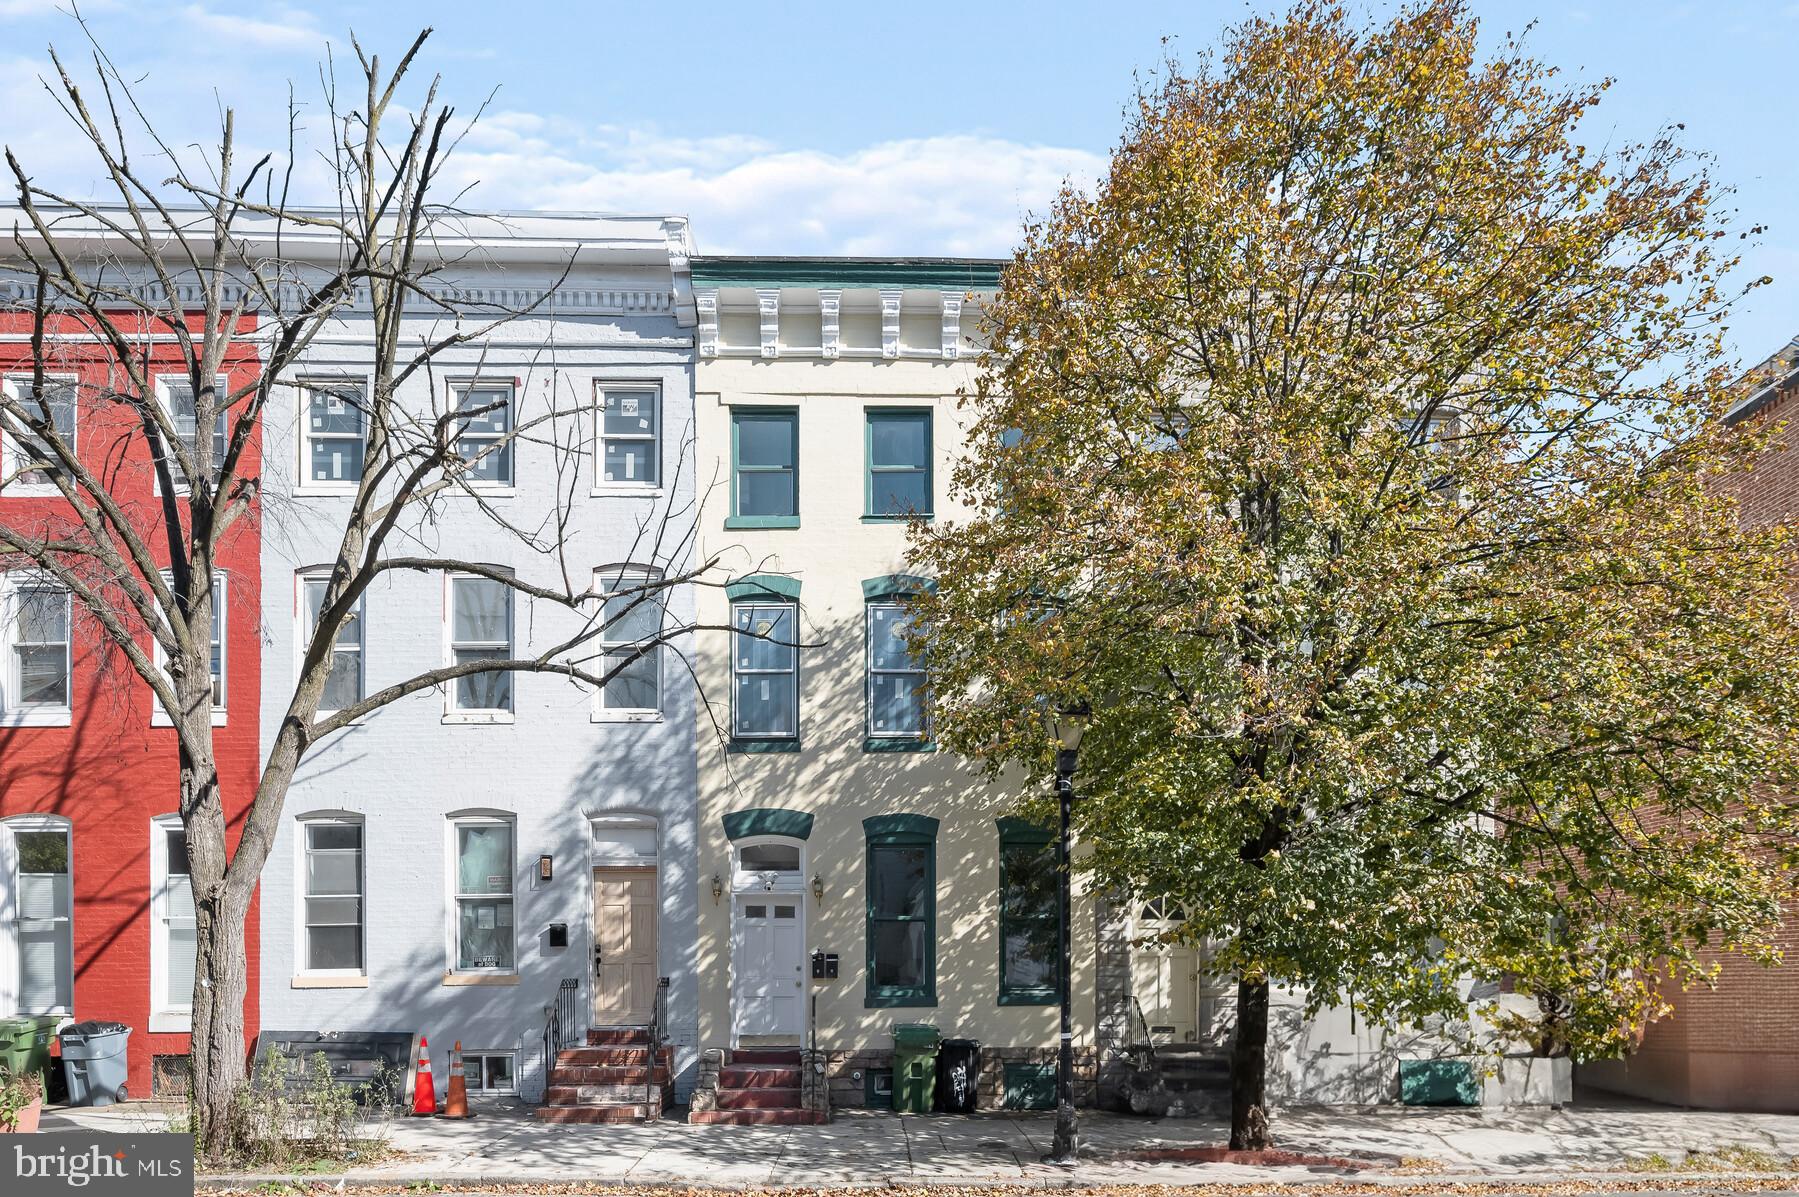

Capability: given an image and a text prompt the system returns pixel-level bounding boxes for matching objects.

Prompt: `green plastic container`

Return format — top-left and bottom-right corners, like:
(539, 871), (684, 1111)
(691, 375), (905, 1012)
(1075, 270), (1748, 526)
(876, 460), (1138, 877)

(0, 1016), (60, 1091)
(891, 1023), (941, 1114)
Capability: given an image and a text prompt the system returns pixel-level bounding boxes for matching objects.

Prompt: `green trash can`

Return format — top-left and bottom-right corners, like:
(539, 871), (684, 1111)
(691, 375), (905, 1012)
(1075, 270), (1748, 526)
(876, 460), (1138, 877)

(892, 1023), (941, 1114)
(0, 1016), (60, 1092)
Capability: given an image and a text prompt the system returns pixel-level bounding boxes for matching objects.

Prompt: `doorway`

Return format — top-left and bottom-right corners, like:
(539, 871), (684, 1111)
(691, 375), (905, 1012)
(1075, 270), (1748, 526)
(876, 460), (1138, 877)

(592, 867), (657, 1026)
(729, 836), (806, 1044)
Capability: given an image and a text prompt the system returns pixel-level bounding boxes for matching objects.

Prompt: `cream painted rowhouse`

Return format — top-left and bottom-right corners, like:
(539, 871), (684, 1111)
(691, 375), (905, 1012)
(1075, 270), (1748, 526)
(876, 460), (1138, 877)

(254, 212), (701, 1120)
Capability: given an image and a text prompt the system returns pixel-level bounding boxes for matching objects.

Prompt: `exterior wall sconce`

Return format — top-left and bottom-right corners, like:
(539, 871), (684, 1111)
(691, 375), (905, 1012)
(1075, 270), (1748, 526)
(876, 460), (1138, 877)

(711, 873), (724, 904)
(811, 872), (824, 903)
(538, 854), (553, 882)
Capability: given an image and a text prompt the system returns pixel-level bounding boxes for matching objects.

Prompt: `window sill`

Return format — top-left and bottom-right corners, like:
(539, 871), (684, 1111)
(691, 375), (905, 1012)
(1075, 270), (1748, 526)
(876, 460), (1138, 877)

(152, 709), (228, 728)
(293, 484), (361, 499)
(448, 486), (519, 499)
(148, 1010), (192, 1033)
(292, 974), (369, 989)
(590, 485), (666, 499)
(729, 737), (801, 754)
(864, 991), (937, 1009)
(0, 707), (72, 728)
(999, 990), (1059, 1007)
(1, 486), (65, 499)
(724, 515), (800, 530)
(442, 972), (520, 987)
(592, 710), (665, 724)
(442, 711), (516, 725)
(861, 513), (934, 523)
(864, 737), (935, 754)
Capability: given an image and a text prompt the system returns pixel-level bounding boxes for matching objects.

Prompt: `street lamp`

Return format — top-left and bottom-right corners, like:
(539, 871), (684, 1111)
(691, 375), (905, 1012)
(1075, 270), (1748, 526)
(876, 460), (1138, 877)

(1046, 700), (1089, 1166)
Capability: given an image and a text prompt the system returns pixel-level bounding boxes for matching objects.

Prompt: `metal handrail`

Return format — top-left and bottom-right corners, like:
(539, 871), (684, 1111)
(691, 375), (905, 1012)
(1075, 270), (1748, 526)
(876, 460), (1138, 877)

(647, 977), (670, 1108)
(542, 978), (581, 1087)
(1127, 995), (1159, 1069)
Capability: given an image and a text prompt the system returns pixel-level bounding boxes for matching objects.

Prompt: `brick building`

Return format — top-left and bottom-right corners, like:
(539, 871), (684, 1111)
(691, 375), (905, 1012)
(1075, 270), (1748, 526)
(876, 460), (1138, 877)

(1579, 336), (1799, 1111)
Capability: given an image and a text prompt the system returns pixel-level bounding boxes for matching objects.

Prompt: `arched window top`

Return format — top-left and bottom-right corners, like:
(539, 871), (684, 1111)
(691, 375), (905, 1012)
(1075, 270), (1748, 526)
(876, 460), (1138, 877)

(861, 574), (936, 602)
(726, 573), (801, 603)
(996, 816), (1052, 844)
(722, 807), (813, 841)
(864, 813), (938, 845)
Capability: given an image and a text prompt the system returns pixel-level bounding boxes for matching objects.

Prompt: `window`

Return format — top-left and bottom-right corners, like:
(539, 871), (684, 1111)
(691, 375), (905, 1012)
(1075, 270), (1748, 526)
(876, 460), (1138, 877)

(596, 568), (661, 718)
(151, 818), (196, 1026)
(998, 821), (1059, 1005)
(729, 409), (798, 527)
(866, 410), (931, 518)
(598, 388), (659, 488)
(158, 376), (229, 487)
(152, 572), (226, 722)
(3, 579), (71, 718)
(300, 573), (363, 712)
(301, 819), (363, 973)
(448, 574), (512, 714)
(465, 1052), (516, 1093)
(302, 380), (366, 486)
(731, 602), (798, 740)
(864, 815), (936, 1007)
(452, 820), (514, 972)
(7, 819), (72, 1014)
(4, 376), (76, 490)
(866, 602), (926, 741)
(452, 383), (514, 486)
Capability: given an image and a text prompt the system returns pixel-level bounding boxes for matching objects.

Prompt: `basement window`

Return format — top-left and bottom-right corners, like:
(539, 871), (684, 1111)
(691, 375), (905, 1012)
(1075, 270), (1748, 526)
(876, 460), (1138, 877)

(465, 1051), (515, 1093)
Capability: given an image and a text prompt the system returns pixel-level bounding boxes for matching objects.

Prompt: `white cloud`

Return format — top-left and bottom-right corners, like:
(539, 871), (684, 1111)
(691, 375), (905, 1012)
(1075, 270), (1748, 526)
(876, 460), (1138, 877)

(176, 4), (320, 51)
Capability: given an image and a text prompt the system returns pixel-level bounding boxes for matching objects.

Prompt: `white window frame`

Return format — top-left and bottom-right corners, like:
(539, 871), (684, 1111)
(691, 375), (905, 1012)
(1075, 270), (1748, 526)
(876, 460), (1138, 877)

(1, 373), (79, 498)
(446, 813), (517, 977)
(593, 566), (663, 723)
(296, 376), (371, 496)
(1, 572), (73, 727)
(463, 1050), (517, 1094)
(153, 374), (230, 495)
(298, 570), (364, 717)
(149, 815), (195, 1032)
(443, 571), (514, 723)
(1, 814), (74, 1018)
(594, 383), (662, 493)
(730, 600), (800, 741)
(449, 379), (517, 492)
(151, 571), (228, 727)
(296, 813), (366, 982)
(865, 600), (928, 741)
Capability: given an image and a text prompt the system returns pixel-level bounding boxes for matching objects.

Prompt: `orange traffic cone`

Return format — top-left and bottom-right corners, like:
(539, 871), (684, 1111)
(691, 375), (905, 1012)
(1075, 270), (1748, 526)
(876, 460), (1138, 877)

(441, 1040), (472, 1119)
(412, 1036), (438, 1116)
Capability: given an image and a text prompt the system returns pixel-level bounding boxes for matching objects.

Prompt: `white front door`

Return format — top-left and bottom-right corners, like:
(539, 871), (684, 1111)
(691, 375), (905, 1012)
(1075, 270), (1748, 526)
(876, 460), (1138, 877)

(732, 896), (804, 1040)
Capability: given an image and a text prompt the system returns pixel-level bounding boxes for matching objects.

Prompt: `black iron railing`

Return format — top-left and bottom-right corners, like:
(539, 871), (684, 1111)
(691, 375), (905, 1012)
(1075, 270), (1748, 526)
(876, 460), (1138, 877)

(647, 976), (670, 1107)
(542, 977), (581, 1084)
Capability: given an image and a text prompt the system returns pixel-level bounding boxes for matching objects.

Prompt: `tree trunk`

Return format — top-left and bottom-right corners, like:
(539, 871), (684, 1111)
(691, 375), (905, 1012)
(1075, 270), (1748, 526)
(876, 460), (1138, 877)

(1229, 976), (1272, 1150)
(189, 877), (252, 1155)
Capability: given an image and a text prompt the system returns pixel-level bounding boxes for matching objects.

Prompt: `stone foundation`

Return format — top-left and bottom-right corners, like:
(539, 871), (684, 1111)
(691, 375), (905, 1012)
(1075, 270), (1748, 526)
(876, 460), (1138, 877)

(820, 1044), (1102, 1110)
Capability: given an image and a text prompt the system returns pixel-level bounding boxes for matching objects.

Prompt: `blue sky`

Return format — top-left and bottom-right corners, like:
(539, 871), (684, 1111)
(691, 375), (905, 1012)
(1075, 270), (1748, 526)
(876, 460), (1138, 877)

(2, 0), (1793, 364)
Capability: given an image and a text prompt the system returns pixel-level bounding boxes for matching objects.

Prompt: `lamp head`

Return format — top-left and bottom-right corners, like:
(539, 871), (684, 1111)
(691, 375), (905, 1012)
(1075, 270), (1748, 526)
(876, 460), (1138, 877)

(1048, 701), (1091, 753)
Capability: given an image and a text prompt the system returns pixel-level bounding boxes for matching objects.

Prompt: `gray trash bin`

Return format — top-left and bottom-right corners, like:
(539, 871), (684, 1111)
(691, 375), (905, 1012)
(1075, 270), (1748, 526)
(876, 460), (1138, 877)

(60, 1021), (131, 1107)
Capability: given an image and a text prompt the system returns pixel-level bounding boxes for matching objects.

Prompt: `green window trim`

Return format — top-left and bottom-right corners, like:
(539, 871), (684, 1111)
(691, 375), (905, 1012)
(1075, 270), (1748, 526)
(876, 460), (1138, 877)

(865, 814), (937, 1008)
(728, 738), (801, 754)
(860, 574), (936, 601)
(998, 817), (1061, 1007)
(723, 807), (814, 840)
(864, 408), (933, 519)
(864, 737), (936, 754)
(726, 574), (802, 602)
(730, 407), (799, 525)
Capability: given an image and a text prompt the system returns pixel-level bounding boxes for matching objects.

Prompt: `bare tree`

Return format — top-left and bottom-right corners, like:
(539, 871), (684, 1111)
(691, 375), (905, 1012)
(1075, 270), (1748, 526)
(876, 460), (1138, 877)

(0, 27), (725, 1149)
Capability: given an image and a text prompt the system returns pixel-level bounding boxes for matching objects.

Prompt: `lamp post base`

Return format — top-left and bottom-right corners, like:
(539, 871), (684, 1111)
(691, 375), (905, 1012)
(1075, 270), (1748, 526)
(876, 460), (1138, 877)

(1044, 1099), (1080, 1165)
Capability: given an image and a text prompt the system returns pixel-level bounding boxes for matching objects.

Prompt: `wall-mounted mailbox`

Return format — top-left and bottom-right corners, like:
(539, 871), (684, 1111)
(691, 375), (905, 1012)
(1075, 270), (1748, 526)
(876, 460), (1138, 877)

(547, 923), (569, 949)
(810, 950), (839, 980)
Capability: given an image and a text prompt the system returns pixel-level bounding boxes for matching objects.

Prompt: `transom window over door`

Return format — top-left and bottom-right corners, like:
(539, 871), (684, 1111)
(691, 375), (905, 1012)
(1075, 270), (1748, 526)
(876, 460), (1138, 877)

(303, 380), (366, 485)
(448, 574), (512, 714)
(732, 602), (797, 740)
(730, 409), (798, 526)
(451, 383), (514, 486)
(302, 820), (363, 973)
(453, 820), (515, 972)
(9, 821), (72, 1014)
(866, 410), (931, 517)
(599, 388), (660, 487)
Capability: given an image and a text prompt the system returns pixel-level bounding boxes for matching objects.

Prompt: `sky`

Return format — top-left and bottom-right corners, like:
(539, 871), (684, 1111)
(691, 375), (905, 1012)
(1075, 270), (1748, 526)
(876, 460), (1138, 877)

(2, 0), (1794, 366)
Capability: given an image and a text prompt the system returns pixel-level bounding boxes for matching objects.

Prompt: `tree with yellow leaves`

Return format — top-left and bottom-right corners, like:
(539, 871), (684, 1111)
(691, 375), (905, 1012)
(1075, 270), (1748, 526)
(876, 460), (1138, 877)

(912, 0), (1799, 1149)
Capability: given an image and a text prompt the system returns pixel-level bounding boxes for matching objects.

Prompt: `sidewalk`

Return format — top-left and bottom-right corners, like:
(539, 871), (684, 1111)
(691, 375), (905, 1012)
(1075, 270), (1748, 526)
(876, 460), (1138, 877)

(38, 1097), (1799, 1188)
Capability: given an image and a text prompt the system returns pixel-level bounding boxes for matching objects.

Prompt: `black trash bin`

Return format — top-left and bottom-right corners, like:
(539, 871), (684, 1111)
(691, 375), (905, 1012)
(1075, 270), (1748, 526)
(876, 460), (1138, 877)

(934, 1038), (981, 1113)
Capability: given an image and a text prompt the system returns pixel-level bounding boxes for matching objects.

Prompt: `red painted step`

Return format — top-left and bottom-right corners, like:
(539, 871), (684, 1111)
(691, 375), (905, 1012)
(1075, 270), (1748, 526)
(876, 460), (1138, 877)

(728, 1048), (801, 1065)
(537, 1104), (656, 1124)
(556, 1047), (669, 1067)
(720, 1065), (800, 1088)
(549, 1064), (669, 1086)
(717, 1085), (803, 1110)
(587, 1027), (652, 1047)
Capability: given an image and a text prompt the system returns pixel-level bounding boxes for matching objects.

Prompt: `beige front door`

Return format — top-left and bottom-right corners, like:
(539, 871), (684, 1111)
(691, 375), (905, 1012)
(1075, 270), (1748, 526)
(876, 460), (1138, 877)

(592, 868), (657, 1025)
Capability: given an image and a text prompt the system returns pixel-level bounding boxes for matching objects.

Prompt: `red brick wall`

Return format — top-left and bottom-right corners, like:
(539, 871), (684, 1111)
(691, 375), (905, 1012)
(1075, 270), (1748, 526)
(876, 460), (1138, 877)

(0, 317), (262, 1098)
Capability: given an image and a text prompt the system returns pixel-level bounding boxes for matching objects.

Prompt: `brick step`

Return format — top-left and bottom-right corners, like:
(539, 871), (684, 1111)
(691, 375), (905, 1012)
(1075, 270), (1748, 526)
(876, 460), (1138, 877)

(716, 1085), (803, 1110)
(719, 1065), (800, 1089)
(587, 1027), (652, 1047)
(728, 1048), (801, 1066)
(546, 1083), (669, 1106)
(536, 1104), (658, 1124)
(556, 1047), (670, 1068)
(549, 1064), (671, 1086)
(688, 1107), (827, 1126)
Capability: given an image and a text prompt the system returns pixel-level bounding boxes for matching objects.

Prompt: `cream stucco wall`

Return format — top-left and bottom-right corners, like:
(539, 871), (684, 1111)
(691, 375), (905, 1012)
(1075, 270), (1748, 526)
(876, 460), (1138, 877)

(691, 308), (1100, 1082)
